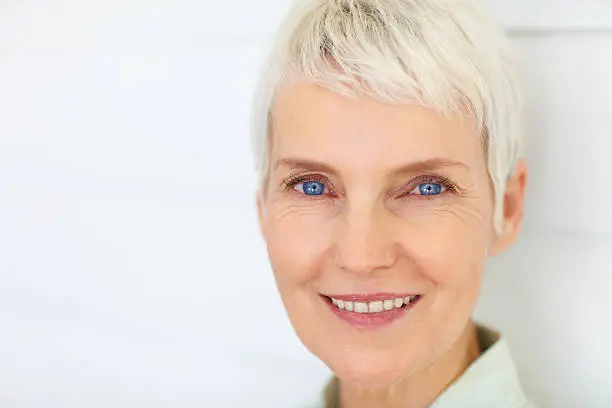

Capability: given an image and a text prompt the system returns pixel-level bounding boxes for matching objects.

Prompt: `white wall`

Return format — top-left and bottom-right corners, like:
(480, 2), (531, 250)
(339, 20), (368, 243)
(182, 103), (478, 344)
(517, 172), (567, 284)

(0, 1), (610, 407)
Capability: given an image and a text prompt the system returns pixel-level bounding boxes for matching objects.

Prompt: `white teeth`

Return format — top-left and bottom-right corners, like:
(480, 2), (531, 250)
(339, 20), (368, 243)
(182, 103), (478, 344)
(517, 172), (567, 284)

(330, 296), (418, 313)
(368, 301), (383, 313)
(354, 302), (368, 313)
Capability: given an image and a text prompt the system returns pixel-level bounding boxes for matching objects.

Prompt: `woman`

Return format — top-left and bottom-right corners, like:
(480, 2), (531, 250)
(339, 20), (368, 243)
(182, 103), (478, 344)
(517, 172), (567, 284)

(252, 0), (533, 407)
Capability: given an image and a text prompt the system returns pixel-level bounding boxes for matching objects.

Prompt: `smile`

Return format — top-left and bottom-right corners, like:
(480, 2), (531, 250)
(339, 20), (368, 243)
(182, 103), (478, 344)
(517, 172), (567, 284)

(321, 293), (423, 330)
(331, 295), (418, 313)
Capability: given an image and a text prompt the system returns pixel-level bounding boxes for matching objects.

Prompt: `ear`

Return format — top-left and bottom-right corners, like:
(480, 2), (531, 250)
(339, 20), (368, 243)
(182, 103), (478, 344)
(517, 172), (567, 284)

(489, 159), (528, 256)
(256, 191), (266, 238)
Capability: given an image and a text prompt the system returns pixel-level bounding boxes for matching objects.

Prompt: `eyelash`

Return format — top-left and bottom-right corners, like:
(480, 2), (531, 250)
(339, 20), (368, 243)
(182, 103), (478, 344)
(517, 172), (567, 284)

(281, 173), (458, 199)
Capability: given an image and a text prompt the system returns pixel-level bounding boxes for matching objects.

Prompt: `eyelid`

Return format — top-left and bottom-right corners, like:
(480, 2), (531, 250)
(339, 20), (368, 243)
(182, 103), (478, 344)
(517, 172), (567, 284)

(282, 173), (329, 189)
(408, 174), (457, 190)
(390, 174), (457, 198)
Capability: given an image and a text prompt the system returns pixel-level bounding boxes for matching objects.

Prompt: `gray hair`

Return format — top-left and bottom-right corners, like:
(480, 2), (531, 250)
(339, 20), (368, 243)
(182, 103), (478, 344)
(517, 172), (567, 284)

(251, 0), (524, 232)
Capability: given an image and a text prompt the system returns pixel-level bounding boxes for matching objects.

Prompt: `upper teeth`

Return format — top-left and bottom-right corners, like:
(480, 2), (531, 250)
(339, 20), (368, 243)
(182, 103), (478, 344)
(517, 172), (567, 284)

(331, 296), (416, 313)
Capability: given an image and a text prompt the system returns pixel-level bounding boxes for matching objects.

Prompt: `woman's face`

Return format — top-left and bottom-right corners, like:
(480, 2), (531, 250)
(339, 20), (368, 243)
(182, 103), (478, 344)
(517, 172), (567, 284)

(257, 81), (519, 386)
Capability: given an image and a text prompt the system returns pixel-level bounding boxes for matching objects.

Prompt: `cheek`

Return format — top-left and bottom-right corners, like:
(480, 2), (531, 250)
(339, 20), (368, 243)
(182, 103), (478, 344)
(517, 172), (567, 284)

(424, 218), (488, 322)
(264, 203), (333, 286)
(402, 202), (491, 283)
(262, 204), (336, 358)
(385, 213), (489, 370)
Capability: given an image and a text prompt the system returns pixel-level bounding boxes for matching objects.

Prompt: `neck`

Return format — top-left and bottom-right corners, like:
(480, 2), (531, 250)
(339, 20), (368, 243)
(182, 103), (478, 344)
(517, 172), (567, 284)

(338, 321), (481, 408)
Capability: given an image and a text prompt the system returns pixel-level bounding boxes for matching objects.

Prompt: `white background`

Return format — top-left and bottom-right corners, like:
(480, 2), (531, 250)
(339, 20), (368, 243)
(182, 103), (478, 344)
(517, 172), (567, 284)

(0, 0), (611, 407)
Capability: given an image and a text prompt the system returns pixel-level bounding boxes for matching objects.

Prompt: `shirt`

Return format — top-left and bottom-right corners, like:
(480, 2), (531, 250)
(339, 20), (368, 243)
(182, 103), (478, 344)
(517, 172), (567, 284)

(307, 325), (536, 408)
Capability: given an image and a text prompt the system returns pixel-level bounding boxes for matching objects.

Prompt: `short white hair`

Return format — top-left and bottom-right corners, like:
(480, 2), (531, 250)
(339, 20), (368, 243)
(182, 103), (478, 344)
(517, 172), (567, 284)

(251, 0), (523, 232)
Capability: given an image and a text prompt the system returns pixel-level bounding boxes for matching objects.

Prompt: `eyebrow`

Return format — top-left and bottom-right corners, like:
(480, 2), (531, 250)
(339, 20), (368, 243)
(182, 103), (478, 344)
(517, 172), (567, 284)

(274, 157), (469, 177)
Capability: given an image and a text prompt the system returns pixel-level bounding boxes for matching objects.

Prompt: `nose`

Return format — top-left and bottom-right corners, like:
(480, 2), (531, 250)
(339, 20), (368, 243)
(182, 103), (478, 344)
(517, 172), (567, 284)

(331, 200), (399, 275)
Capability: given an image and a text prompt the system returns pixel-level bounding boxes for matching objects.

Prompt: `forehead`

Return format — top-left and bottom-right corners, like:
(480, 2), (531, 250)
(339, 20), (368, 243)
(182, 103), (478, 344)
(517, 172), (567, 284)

(270, 81), (485, 176)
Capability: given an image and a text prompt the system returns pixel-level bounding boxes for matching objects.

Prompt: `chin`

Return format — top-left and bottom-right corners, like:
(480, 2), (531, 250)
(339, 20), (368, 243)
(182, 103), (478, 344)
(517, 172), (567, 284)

(323, 347), (412, 388)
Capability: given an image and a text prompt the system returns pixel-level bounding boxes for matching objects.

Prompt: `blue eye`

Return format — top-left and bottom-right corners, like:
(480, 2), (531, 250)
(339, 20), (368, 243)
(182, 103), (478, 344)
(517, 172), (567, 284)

(416, 183), (445, 196)
(295, 180), (326, 196)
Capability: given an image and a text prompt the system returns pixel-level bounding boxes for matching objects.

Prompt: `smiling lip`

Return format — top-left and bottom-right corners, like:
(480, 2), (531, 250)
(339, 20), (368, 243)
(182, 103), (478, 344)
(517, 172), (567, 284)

(322, 292), (418, 302)
(321, 293), (422, 330)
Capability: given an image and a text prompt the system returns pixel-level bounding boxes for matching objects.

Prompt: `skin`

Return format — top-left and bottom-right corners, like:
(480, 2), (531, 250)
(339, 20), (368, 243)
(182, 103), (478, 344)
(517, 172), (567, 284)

(257, 80), (528, 408)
